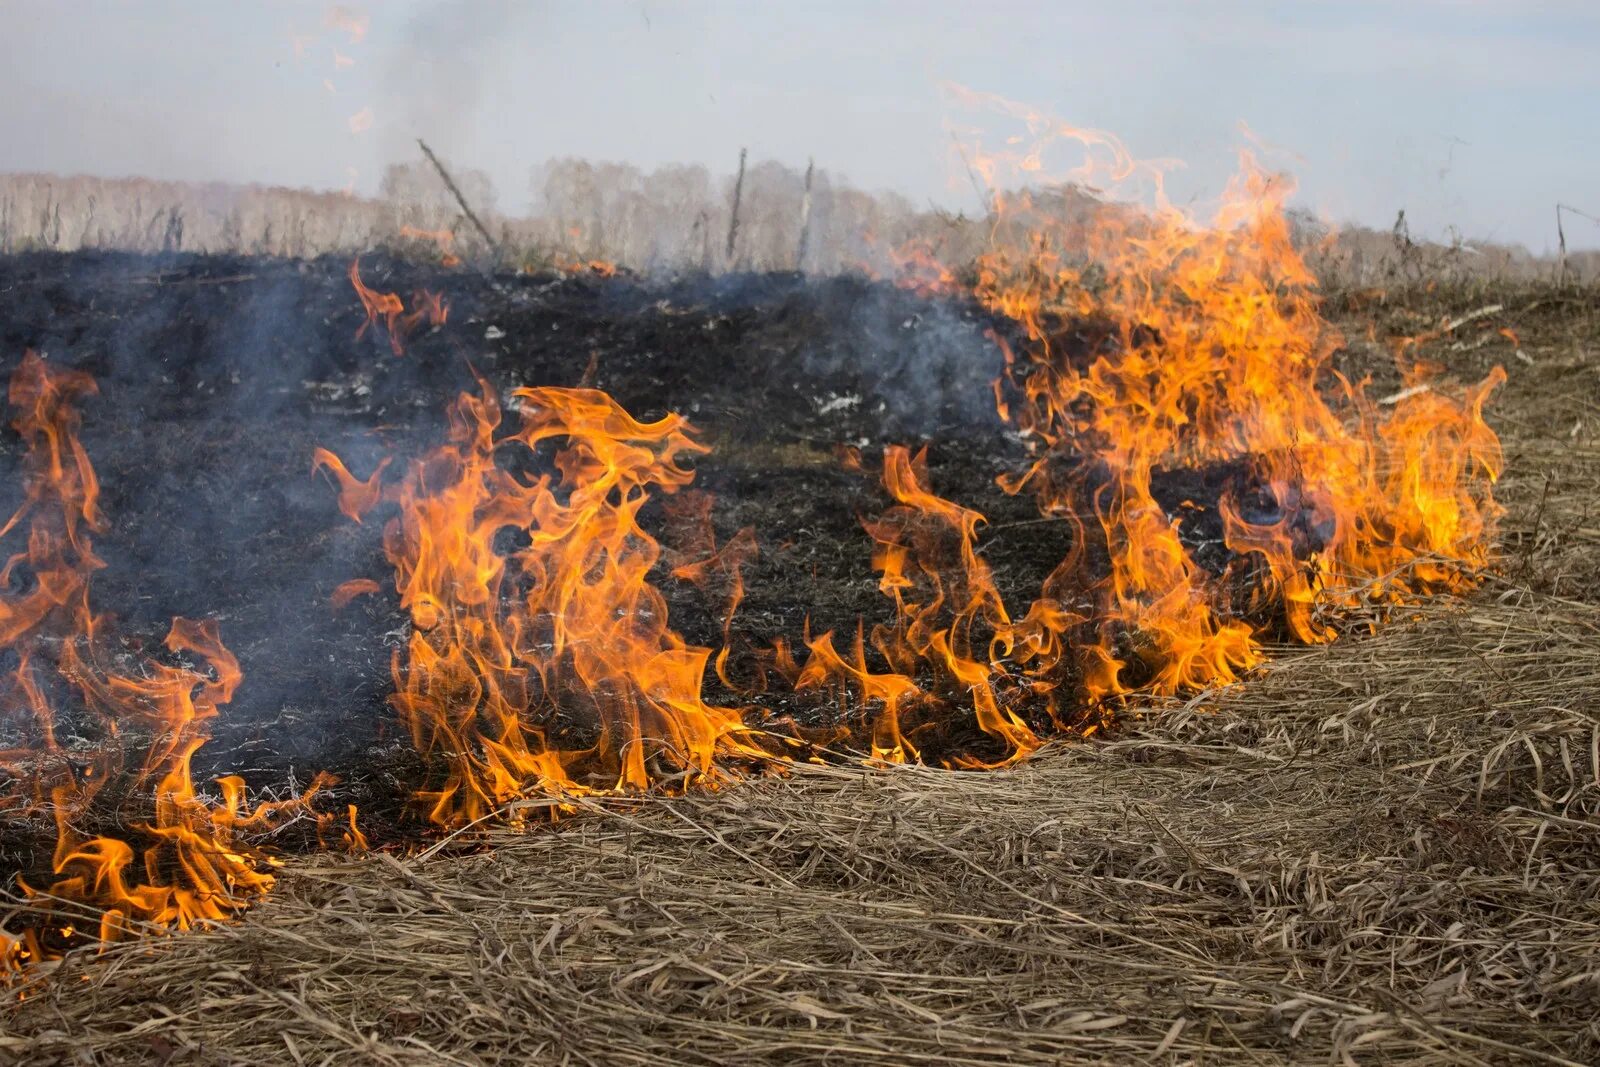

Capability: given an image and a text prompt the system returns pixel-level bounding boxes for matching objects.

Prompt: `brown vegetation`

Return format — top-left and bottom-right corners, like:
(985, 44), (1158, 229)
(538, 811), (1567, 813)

(7, 159), (1596, 286)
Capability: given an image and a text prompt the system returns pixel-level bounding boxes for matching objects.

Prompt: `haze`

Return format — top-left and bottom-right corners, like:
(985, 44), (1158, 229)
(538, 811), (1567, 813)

(4, 0), (1596, 251)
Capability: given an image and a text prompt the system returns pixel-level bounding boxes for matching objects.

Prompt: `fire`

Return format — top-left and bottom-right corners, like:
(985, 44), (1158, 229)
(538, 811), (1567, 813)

(661, 491), (758, 690)
(885, 239), (960, 296)
(348, 257), (449, 356)
(956, 91), (1503, 702)
(331, 578), (381, 610)
(398, 225), (462, 268)
(844, 446), (1038, 764)
(3, 93), (1511, 983)
(0, 353), (327, 976)
(321, 378), (769, 828)
(312, 447), (389, 522)
(325, 5), (370, 44)
(553, 257), (620, 278)
(326, 98), (1503, 793)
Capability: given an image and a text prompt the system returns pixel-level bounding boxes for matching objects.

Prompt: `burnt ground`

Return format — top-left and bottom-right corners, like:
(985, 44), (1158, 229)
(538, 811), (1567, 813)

(3, 259), (1598, 1064)
(0, 251), (1086, 842)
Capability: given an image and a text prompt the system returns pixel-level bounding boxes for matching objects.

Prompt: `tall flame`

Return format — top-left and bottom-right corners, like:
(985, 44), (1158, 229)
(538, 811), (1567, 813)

(959, 92), (1504, 703)
(325, 377), (769, 828)
(853, 446), (1037, 764)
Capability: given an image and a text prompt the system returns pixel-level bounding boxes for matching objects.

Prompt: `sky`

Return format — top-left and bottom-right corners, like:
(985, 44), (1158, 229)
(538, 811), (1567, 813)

(3, 0), (1597, 251)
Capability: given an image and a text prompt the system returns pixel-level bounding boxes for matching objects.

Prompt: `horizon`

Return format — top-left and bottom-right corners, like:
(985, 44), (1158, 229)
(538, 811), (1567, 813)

(5, 1), (1599, 252)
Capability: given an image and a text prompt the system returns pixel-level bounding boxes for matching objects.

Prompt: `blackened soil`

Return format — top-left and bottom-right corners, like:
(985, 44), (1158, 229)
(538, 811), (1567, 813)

(0, 252), (1082, 834)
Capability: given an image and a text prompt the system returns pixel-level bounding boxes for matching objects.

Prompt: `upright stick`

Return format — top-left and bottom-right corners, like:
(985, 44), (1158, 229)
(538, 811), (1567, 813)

(1556, 204), (1568, 287)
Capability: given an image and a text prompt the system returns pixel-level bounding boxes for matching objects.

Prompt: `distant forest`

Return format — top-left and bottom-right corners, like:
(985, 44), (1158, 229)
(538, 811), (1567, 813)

(2, 156), (1592, 287)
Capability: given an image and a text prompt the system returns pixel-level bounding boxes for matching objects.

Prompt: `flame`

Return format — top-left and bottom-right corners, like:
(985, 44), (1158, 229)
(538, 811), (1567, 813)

(316, 804), (368, 853)
(956, 92), (1503, 703)
(398, 225), (462, 268)
(331, 578), (381, 610)
(553, 256), (619, 278)
(347, 258), (449, 356)
(0, 353), (328, 976)
(312, 447), (389, 522)
(861, 447), (1037, 763)
(347, 107), (374, 135)
(321, 379), (770, 828)
(661, 491), (758, 690)
(315, 94), (1504, 829)
(885, 239), (960, 296)
(325, 5), (370, 44)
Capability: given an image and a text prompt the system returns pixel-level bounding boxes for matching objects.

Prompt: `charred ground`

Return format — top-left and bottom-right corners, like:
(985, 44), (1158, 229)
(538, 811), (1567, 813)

(0, 251), (1088, 840)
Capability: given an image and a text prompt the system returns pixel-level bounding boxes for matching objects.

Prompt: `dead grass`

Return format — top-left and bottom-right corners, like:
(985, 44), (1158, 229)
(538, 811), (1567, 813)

(1, 291), (1597, 1065)
(6, 166), (1597, 287)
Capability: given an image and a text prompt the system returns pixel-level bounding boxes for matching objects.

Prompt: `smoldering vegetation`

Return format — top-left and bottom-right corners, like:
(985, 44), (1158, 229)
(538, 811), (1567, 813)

(4, 156), (1597, 287)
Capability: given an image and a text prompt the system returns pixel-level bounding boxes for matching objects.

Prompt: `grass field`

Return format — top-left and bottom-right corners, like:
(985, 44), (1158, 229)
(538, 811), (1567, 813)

(3, 283), (1596, 1064)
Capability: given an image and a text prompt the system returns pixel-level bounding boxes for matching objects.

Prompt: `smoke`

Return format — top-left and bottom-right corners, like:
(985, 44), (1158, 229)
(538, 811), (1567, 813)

(377, 0), (541, 195)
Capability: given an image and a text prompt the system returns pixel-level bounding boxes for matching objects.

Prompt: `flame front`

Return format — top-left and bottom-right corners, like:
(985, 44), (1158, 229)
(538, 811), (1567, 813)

(326, 106), (1505, 805)
(959, 93), (1504, 703)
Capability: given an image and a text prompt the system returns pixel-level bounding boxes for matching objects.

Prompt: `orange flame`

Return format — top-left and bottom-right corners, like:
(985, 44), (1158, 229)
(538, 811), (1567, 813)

(331, 578), (381, 610)
(958, 92), (1503, 704)
(348, 258), (448, 356)
(863, 446), (1037, 763)
(885, 239), (959, 296)
(662, 491), (758, 690)
(553, 256), (619, 278)
(321, 379), (770, 828)
(316, 94), (1505, 834)
(312, 447), (389, 522)
(0, 353), (330, 976)
(398, 225), (461, 268)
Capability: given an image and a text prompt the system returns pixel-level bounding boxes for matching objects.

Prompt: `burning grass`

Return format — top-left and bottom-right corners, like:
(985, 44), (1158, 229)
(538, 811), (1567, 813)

(1, 272), (1592, 1064)
(4, 541), (1597, 1062)
(0, 103), (1596, 1058)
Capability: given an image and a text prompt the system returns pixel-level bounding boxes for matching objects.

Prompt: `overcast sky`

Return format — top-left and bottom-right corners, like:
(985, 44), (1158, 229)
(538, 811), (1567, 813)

(4, 0), (1597, 251)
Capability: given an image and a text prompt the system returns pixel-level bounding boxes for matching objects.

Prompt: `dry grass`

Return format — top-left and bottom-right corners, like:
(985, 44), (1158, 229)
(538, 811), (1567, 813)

(2, 292), (1597, 1065)
(6, 165), (1597, 287)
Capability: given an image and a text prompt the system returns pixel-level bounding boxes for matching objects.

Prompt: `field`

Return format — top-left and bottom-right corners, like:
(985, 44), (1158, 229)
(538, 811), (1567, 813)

(0, 250), (1595, 1065)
